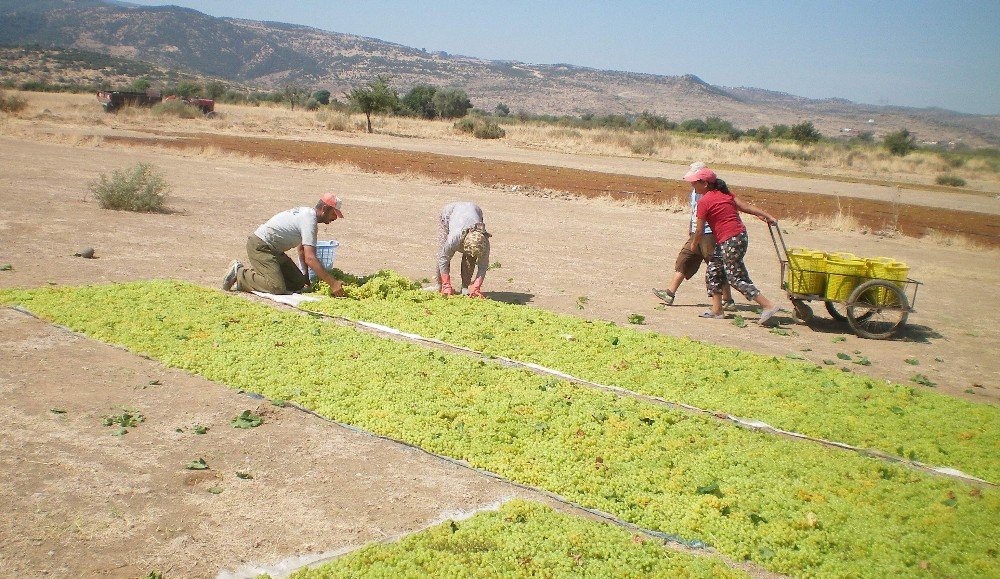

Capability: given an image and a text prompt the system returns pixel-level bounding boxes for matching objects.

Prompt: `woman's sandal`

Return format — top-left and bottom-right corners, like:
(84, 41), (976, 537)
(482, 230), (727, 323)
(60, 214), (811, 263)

(759, 307), (782, 325)
(699, 311), (725, 319)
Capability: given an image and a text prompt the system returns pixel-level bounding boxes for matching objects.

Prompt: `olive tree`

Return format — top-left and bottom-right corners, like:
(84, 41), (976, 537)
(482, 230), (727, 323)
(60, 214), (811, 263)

(205, 81), (226, 100)
(432, 87), (472, 119)
(401, 84), (437, 119)
(347, 75), (399, 133)
(789, 121), (821, 144)
(883, 129), (917, 156)
(312, 89), (331, 105)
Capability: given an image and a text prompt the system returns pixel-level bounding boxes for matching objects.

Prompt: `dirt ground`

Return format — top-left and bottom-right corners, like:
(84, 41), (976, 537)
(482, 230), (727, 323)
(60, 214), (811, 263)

(0, 113), (997, 577)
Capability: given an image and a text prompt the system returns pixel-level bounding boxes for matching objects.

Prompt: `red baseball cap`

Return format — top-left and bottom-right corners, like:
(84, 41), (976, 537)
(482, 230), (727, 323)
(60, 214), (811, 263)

(320, 193), (344, 218)
(683, 167), (717, 183)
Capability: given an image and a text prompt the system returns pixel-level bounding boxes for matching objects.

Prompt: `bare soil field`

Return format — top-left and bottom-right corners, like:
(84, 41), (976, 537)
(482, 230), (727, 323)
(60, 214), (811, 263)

(0, 100), (997, 577)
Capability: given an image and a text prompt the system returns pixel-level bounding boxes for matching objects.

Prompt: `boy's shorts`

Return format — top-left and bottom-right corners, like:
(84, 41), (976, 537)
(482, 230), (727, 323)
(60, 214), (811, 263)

(674, 232), (717, 279)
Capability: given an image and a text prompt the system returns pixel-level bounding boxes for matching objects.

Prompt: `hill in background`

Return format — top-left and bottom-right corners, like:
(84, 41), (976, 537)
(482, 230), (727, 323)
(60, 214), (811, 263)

(1, 0), (997, 147)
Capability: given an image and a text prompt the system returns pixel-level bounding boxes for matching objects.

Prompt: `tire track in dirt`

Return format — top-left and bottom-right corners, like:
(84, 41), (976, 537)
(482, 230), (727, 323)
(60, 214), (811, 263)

(106, 133), (999, 247)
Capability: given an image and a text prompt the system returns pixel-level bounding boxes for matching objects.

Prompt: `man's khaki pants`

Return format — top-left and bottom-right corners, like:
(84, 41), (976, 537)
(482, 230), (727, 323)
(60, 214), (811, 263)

(236, 235), (308, 294)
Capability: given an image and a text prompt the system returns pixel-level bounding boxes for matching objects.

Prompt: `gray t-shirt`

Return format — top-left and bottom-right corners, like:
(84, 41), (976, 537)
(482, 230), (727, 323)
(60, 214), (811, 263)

(438, 201), (490, 279)
(254, 207), (318, 253)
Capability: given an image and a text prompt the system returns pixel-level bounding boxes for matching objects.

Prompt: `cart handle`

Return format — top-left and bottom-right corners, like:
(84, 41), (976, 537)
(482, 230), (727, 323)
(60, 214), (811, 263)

(767, 222), (789, 267)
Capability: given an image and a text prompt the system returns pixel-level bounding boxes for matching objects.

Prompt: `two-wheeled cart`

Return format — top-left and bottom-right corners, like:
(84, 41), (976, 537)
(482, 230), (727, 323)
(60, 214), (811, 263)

(768, 224), (920, 339)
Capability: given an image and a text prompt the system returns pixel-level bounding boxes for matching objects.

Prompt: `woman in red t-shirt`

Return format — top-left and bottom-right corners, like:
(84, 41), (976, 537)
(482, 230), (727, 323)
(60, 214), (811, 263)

(687, 167), (782, 325)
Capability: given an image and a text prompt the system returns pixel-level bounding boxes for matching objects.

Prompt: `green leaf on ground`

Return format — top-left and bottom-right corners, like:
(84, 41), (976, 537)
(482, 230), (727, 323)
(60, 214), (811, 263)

(854, 357), (872, 366)
(695, 482), (722, 496)
(910, 374), (936, 387)
(207, 486), (223, 494)
(50, 408), (67, 414)
(732, 315), (747, 328)
(193, 424), (209, 435)
(103, 409), (144, 432)
(836, 352), (851, 360)
(186, 458), (208, 470)
(831, 336), (846, 343)
(236, 471), (253, 480)
(231, 410), (263, 429)
(822, 359), (836, 365)
(627, 313), (645, 325)
(0, 264), (12, 271)
(905, 358), (919, 365)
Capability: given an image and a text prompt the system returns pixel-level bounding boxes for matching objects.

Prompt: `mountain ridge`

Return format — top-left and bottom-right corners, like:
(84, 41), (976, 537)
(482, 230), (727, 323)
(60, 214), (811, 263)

(1, 0), (996, 146)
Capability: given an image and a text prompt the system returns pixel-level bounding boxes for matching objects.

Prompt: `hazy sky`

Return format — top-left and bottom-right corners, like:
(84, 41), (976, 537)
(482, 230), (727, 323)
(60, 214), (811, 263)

(123, 0), (1000, 115)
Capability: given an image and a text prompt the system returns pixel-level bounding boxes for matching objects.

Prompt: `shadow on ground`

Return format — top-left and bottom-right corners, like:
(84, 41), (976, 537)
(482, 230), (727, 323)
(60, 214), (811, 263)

(486, 291), (534, 305)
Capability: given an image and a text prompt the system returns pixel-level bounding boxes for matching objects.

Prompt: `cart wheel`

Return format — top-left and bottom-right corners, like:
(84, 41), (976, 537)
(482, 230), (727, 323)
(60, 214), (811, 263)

(824, 300), (847, 322)
(792, 299), (813, 322)
(826, 299), (873, 323)
(846, 280), (909, 339)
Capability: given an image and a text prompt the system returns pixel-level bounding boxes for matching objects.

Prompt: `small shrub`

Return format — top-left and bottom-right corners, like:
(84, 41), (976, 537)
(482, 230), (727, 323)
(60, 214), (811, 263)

(150, 99), (200, 118)
(935, 174), (966, 187)
(88, 163), (169, 212)
(473, 119), (506, 139)
(323, 112), (351, 131)
(453, 117), (506, 139)
(0, 91), (27, 113)
(629, 135), (657, 156)
(769, 146), (816, 161)
(453, 117), (476, 134)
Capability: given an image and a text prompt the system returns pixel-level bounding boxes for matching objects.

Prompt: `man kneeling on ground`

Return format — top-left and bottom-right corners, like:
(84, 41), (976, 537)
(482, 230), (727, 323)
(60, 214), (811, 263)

(222, 193), (347, 297)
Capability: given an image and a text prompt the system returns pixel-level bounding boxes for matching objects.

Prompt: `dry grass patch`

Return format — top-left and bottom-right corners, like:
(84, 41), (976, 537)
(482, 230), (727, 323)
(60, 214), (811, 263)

(785, 200), (863, 233)
(919, 229), (988, 250)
